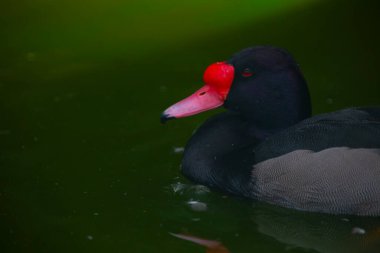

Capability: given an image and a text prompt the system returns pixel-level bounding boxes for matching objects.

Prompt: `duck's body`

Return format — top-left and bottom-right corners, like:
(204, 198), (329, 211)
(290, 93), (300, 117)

(182, 107), (380, 215)
(162, 46), (380, 216)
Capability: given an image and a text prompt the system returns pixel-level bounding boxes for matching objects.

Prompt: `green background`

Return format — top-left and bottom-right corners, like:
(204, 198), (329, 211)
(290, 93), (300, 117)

(1, 0), (380, 252)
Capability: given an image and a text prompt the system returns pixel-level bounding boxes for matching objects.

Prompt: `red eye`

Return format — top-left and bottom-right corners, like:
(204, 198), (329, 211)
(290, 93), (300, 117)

(241, 68), (253, 77)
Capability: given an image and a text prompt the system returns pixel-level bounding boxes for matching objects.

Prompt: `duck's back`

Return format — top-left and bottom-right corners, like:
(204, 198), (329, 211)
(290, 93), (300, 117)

(251, 107), (380, 215)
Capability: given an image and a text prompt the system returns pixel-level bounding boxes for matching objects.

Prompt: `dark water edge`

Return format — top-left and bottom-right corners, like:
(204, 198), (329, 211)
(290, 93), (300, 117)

(1, 0), (380, 252)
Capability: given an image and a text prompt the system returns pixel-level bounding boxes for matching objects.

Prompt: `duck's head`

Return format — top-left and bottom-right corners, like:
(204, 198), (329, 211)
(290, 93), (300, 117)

(161, 46), (311, 131)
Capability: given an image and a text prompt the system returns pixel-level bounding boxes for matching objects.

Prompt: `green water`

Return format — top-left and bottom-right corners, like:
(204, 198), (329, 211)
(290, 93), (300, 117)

(1, 0), (380, 252)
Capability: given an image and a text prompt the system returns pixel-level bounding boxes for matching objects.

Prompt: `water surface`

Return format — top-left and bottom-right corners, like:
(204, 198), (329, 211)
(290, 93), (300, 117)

(1, 0), (380, 252)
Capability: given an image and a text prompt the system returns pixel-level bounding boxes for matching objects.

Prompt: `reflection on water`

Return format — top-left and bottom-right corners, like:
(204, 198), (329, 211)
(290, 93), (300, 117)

(166, 181), (380, 253)
(171, 233), (230, 253)
(253, 206), (380, 253)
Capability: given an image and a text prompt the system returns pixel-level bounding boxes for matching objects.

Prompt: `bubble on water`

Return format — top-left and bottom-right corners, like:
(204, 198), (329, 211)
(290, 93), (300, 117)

(171, 182), (187, 193)
(352, 227), (366, 235)
(187, 200), (208, 212)
(173, 147), (185, 154)
(86, 235), (94, 240)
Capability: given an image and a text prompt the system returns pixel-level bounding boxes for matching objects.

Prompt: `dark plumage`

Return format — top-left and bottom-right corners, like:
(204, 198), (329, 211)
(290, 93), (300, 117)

(162, 46), (380, 216)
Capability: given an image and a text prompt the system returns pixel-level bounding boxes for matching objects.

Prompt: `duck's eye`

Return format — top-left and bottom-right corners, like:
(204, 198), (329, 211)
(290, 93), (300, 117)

(241, 68), (253, 77)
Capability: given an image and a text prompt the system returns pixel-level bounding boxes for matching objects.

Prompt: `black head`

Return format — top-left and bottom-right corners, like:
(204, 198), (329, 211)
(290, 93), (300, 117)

(224, 46), (311, 133)
(161, 46), (311, 134)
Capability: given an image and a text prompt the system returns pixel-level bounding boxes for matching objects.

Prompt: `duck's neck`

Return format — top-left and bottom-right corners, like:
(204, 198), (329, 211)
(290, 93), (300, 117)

(181, 112), (264, 197)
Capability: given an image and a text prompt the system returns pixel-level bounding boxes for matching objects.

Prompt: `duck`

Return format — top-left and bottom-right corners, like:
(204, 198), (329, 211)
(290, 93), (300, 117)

(161, 46), (380, 216)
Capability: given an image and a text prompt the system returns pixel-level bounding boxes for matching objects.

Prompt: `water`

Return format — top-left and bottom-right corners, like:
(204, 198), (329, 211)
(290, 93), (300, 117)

(1, 0), (380, 252)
